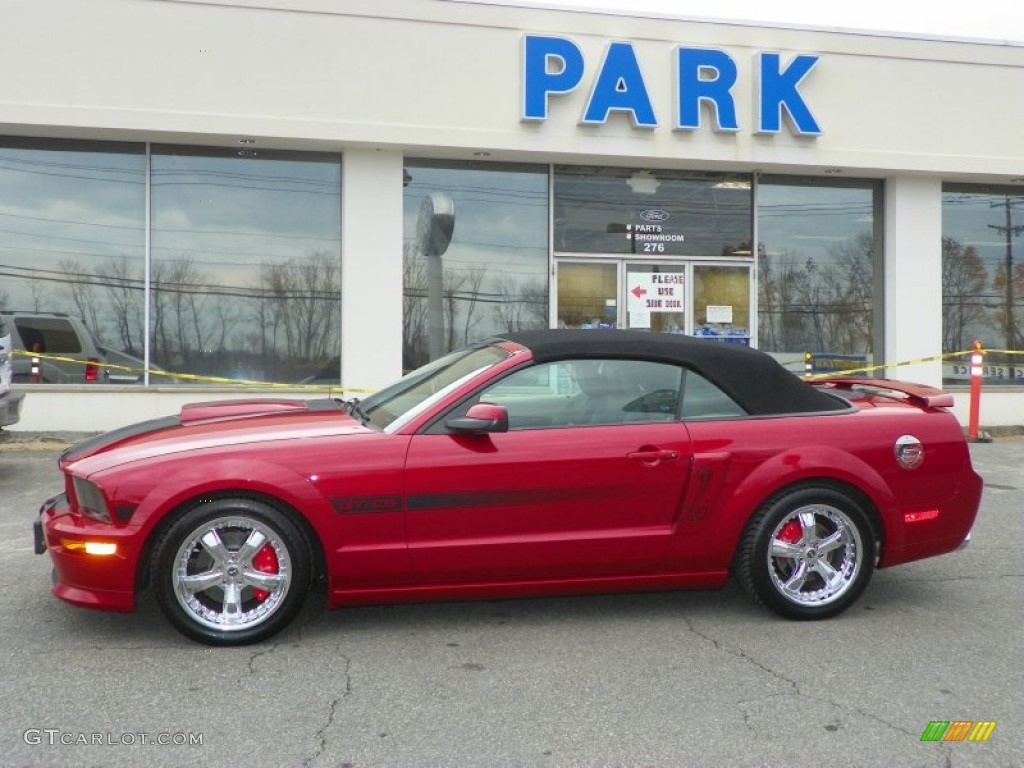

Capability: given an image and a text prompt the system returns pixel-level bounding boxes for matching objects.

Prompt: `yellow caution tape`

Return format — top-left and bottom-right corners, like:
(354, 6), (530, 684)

(803, 349), (977, 380)
(13, 346), (1023, 388)
(10, 349), (374, 394)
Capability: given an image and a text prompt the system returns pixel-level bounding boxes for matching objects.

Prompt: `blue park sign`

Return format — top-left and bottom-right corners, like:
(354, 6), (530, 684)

(521, 34), (822, 136)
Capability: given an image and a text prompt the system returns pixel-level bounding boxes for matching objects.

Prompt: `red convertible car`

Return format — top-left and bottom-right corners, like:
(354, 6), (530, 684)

(34, 330), (982, 645)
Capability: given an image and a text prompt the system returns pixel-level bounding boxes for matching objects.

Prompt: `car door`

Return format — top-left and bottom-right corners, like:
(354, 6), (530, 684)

(403, 358), (693, 584)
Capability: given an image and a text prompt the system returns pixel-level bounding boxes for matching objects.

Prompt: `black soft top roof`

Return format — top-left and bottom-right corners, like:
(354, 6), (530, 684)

(493, 329), (849, 416)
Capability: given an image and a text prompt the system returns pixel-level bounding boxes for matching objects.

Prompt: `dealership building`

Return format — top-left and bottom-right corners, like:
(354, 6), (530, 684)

(2, 0), (1022, 431)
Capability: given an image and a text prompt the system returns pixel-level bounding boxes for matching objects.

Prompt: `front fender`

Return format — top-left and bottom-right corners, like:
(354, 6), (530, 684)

(93, 455), (335, 586)
(102, 456), (333, 529)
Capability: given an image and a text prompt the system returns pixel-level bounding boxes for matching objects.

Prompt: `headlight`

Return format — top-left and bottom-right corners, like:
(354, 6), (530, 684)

(72, 476), (112, 523)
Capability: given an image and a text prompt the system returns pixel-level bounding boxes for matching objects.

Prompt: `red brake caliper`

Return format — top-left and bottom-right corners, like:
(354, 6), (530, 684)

(251, 544), (279, 602)
(778, 520), (802, 545)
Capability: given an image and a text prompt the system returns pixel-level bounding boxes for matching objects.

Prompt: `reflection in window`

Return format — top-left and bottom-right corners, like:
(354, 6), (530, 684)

(402, 161), (549, 369)
(680, 369), (745, 419)
(554, 167), (752, 258)
(151, 147), (341, 383)
(693, 265), (750, 342)
(478, 358), (683, 428)
(757, 177), (880, 358)
(0, 138), (145, 376)
(557, 262), (617, 329)
(942, 185), (1024, 387)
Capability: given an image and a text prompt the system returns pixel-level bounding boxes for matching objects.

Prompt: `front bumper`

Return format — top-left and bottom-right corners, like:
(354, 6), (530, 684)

(34, 492), (136, 612)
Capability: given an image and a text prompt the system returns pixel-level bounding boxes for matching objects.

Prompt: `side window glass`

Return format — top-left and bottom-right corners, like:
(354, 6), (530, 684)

(476, 361), (578, 429)
(680, 370), (746, 419)
(567, 359), (681, 426)
(13, 318), (82, 354)
(472, 359), (683, 429)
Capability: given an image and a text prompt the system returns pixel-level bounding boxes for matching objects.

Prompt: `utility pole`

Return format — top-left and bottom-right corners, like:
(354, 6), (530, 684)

(988, 197), (1024, 381)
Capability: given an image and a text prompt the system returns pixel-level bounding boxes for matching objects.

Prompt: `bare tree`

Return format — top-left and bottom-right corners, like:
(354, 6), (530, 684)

(28, 278), (45, 312)
(941, 237), (990, 353)
(460, 265), (487, 345)
(250, 251), (339, 380)
(819, 233), (873, 353)
(758, 250), (814, 352)
(442, 268), (467, 351)
(991, 257), (1024, 350)
(101, 255), (143, 354)
(58, 259), (103, 335)
(402, 245), (430, 369)
(494, 276), (549, 332)
(758, 232), (873, 355)
(150, 256), (207, 369)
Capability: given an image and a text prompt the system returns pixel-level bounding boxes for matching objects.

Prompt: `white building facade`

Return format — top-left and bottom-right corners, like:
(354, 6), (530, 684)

(2, 0), (1022, 431)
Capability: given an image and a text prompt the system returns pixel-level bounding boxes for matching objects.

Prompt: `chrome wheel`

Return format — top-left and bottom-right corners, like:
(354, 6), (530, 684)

(766, 504), (863, 607)
(736, 486), (876, 620)
(172, 515), (292, 632)
(153, 498), (310, 645)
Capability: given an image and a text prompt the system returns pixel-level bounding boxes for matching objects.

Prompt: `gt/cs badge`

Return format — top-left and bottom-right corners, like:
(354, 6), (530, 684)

(332, 495), (402, 514)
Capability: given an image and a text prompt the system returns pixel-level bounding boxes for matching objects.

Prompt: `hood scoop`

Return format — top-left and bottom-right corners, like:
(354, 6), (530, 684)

(179, 399), (311, 425)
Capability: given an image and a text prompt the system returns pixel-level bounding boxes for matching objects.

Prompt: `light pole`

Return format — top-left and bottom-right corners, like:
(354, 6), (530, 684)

(988, 197), (1023, 381)
(416, 192), (456, 361)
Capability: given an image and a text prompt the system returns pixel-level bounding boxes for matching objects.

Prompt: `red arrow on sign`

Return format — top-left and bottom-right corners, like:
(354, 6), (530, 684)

(630, 285), (647, 299)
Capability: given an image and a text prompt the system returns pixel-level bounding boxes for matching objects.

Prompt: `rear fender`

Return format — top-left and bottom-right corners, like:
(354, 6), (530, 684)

(718, 445), (902, 561)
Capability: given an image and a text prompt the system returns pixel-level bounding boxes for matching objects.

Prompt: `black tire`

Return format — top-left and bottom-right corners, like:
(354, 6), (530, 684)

(152, 497), (311, 645)
(735, 485), (876, 620)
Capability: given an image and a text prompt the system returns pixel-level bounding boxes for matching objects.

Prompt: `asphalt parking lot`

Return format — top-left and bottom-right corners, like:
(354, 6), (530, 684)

(0, 435), (1021, 768)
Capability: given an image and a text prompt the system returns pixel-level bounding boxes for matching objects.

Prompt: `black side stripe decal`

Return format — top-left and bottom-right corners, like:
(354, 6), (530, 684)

(333, 487), (619, 514)
(407, 487), (610, 511)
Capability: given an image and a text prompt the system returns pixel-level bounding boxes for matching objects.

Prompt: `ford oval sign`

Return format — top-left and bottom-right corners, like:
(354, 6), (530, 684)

(639, 209), (670, 223)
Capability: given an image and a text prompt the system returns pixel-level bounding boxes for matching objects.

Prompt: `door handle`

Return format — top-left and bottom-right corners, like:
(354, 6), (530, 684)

(627, 449), (679, 464)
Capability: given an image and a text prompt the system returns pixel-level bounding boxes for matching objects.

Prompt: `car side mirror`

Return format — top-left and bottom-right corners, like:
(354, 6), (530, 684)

(445, 402), (509, 434)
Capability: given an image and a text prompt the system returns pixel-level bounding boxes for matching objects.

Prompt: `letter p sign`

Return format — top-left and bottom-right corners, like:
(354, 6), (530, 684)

(522, 35), (585, 120)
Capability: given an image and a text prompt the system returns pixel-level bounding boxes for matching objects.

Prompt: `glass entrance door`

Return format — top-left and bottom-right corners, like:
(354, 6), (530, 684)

(691, 265), (752, 343)
(623, 264), (686, 333)
(556, 262), (620, 329)
(556, 260), (752, 343)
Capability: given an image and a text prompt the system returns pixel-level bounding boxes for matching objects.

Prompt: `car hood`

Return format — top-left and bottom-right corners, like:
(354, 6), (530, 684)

(61, 398), (371, 472)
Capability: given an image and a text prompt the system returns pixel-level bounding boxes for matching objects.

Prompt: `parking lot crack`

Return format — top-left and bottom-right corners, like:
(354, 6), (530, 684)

(680, 614), (921, 740)
(819, 701), (917, 739)
(680, 613), (800, 695)
(304, 696), (340, 768)
(245, 640), (281, 676)
(303, 653), (352, 767)
(890, 572), (1023, 583)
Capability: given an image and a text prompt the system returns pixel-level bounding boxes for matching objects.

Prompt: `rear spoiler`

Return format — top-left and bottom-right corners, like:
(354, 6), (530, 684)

(811, 377), (954, 409)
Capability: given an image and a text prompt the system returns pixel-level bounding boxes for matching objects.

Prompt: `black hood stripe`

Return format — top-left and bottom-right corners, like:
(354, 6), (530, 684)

(61, 415), (181, 463)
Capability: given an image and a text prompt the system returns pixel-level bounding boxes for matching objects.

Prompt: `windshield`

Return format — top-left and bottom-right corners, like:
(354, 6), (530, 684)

(360, 343), (511, 431)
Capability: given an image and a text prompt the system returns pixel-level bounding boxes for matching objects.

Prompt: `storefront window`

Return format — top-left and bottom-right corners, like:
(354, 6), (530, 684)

(151, 147), (341, 384)
(942, 185), (1024, 386)
(557, 262), (618, 329)
(554, 167), (752, 257)
(0, 138), (146, 378)
(402, 160), (549, 369)
(693, 265), (750, 342)
(757, 177), (880, 361)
